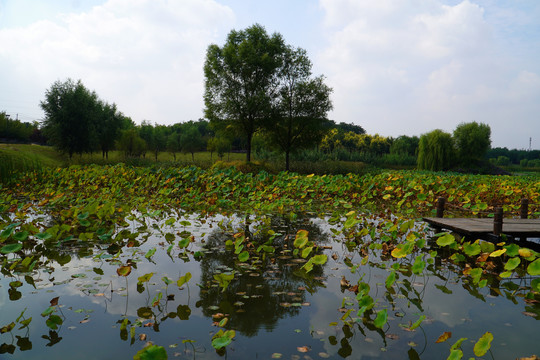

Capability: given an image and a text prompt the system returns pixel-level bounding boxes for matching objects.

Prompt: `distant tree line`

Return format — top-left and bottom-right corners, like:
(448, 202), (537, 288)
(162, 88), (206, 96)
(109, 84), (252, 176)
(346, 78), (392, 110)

(0, 111), (45, 144)
(10, 24), (538, 172)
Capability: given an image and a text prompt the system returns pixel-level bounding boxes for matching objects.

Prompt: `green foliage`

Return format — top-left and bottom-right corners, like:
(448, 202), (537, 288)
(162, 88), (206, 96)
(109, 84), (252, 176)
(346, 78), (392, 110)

(265, 45), (333, 170)
(0, 111), (36, 143)
(40, 79), (122, 158)
(453, 121), (491, 166)
(204, 24), (286, 162)
(417, 129), (455, 171)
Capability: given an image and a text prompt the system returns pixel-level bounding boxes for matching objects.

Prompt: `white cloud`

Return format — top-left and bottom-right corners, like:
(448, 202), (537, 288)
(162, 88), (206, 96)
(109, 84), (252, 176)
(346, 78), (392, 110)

(317, 0), (540, 148)
(0, 0), (235, 123)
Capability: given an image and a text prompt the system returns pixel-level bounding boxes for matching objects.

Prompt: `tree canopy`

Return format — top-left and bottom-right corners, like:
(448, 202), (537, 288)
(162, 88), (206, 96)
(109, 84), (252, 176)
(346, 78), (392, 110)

(417, 129), (455, 171)
(40, 79), (123, 158)
(266, 45), (333, 170)
(453, 121), (491, 164)
(204, 24), (286, 162)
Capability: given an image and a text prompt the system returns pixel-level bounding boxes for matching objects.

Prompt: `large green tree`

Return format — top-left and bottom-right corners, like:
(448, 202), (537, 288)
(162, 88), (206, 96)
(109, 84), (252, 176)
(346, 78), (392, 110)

(417, 129), (455, 171)
(40, 79), (100, 158)
(95, 102), (123, 159)
(204, 24), (286, 162)
(453, 121), (491, 165)
(268, 46), (333, 171)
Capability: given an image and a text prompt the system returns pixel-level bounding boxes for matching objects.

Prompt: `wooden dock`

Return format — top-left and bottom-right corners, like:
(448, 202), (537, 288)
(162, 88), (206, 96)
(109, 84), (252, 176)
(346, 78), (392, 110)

(423, 197), (540, 250)
(423, 217), (540, 238)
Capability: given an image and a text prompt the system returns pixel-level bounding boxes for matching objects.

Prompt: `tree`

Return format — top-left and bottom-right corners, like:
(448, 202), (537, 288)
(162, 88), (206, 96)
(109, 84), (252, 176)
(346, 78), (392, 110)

(204, 24), (286, 162)
(116, 129), (146, 158)
(390, 135), (419, 156)
(40, 79), (101, 158)
(417, 129), (455, 171)
(453, 121), (491, 165)
(167, 131), (181, 161)
(95, 102), (123, 159)
(180, 124), (204, 161)
(267, 46), (333, 171)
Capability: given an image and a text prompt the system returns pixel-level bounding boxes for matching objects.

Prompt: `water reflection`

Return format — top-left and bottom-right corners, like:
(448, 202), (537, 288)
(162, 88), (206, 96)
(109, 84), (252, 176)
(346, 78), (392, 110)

(197, 216), (328, 337)
(0, 211), (539, 359)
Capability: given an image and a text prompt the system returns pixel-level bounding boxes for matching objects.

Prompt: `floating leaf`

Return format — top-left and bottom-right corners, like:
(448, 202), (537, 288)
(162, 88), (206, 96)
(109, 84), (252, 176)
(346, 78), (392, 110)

(13, 231), (29, 242)
(504, 257), (521, 271)
(116, 265), (132, 277)
(1, 243), (23, 254)
(312, 254), (327, 265)
(238, 251), (249, 262)
(294, 230), (309, 248)
(212, 329), (235, 350)
(436, 331), (452, 343)
(133, 344), (168, 360)
(385, 271), (396, 288)
(527, 259), (540, 276)
(177, 272), (192, 287)
(436, 233), (455, 247)
(46, 315), (63, 330)
(178, 237), (190, 248)
(374, 309), (387, 328)
(489, 249), (506, 257)
(410, 315), (426, 330)
(145, 248), (156, 259)
(138, 272), (154, 284)
(473, 332), (493, 356)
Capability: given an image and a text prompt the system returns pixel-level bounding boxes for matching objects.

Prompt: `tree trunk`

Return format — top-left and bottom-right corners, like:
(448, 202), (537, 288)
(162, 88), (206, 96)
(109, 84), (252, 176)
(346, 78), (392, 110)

(246, 134), (252, 162)
(285, 150), (290, 171)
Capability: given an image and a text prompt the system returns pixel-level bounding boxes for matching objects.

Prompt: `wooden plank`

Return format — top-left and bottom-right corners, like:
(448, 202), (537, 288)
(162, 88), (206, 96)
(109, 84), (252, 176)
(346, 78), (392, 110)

(423, 217), (540, 237)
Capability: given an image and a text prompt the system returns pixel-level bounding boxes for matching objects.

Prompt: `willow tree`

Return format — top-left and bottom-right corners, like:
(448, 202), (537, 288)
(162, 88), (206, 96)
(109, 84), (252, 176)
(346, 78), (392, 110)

(417, 129), (455, 171)
(204, 24), (285, 162)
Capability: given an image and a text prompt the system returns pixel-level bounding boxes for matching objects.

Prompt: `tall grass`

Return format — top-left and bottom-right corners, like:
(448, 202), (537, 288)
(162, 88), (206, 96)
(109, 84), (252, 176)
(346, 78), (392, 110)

(0, 152), (43, 185)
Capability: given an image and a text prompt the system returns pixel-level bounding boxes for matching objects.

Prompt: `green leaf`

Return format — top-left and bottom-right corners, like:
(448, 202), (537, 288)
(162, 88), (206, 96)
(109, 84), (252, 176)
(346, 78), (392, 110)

(412, 256), (425, 275)
(36, 232), (52, 240)
(410, 315), (426, 330)
(145, 248), (156, 259)
(46, 315), (63, 330)
(504, 243), (520, 257)
(450, 337), (467, 351)
(311, 254), (327, 265)
(301, 246), (313, 258)
(473, 332), (493, 356)
(436, 233), (455, 247)
(417, 193), (427, 201)
(504, 257), (521, 271)
(133, 344), (168, 360)
(138, 272), (154, 284)
(463, 242), (481, 256)
(294, 230), (309, 248)
(373, 309), (387, 328)
(13, 231), (29, 241)
(238, 251), (249, 262)
(385, 271), (396, 288)
(41, 307), (55, 317)
(1, 243), (23, 254)
(531, 278), (540, 292)
(447, 349), (463, 360)
(527, 259), (540, 276)
(212, 329), (236, 350)
(177, 272), (192, 287)
(178, 237), (190, 248)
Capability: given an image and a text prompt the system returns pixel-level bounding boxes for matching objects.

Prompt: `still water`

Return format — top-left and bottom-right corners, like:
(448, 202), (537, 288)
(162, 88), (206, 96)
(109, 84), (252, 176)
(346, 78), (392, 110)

(0, 213), (538, 359)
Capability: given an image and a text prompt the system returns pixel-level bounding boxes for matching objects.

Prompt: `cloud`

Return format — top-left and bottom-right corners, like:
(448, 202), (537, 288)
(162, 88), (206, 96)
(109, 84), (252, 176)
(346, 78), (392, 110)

(317, 0), (540, 148)
(0, 0), (235, 123)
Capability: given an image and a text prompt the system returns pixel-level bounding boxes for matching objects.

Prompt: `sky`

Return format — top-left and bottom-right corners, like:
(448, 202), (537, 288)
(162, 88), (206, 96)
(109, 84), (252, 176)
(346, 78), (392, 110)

(0, 0), (539, 149)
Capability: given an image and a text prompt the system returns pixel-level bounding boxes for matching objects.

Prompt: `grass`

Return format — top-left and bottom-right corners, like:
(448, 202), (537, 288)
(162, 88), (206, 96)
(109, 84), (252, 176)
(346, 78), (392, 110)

(0, 143), (375, 180)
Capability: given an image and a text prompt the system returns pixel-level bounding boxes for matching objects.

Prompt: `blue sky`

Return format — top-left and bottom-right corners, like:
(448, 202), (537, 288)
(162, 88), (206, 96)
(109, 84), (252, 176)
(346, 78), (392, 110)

(1, 0), (539, 149)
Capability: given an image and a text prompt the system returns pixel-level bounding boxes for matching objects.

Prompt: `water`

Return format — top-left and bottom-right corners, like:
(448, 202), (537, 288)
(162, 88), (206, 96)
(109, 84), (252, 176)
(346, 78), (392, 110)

(0, 213), (538, 359)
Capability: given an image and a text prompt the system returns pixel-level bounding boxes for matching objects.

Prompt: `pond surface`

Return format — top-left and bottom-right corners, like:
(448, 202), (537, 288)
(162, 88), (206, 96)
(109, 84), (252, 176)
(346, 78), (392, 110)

(1, 211), (538, 359)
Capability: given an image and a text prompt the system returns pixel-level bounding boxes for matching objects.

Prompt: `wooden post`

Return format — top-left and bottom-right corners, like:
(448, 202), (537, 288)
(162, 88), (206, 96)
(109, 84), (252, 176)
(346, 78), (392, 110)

(520, 198), (529, 219)
(436, 197), (446, 218)
(493, 207), (503, 235)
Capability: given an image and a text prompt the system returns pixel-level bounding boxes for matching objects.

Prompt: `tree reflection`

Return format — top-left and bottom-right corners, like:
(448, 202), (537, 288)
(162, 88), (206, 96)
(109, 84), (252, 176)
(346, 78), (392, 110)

(197, 215), (329, 337)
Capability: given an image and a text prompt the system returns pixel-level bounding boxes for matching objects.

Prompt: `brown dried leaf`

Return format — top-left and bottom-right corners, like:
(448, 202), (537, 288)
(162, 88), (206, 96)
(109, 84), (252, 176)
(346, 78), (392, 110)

(50, 296), (59, 306)
(435, 331), (452, 343)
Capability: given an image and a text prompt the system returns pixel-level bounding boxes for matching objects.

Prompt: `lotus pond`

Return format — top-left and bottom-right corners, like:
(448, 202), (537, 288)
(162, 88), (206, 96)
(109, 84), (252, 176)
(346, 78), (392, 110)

(1, 165), (539, 359)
